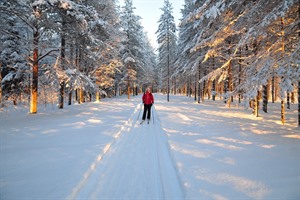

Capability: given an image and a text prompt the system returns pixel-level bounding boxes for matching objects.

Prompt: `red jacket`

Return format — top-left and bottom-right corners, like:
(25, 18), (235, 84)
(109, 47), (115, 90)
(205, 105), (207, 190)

(142, 92), (154, 105)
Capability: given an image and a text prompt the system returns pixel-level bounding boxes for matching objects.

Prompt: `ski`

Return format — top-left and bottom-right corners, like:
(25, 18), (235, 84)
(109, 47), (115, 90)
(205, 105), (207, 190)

(140, 120), (151, 125)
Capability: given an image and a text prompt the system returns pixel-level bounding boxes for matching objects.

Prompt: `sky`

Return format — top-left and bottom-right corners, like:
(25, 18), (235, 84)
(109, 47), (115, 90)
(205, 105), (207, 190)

(118, 0), (185, 49)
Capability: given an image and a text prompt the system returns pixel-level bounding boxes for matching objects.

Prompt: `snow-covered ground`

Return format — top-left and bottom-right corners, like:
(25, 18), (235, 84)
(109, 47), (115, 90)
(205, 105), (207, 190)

(0, 94), (299, 200)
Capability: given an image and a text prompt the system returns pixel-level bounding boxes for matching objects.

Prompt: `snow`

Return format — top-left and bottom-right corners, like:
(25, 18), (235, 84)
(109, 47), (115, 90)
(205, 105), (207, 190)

(124, 57), (136, 63)
(205, 5), (220, 19)
(1, 94), (299, 199)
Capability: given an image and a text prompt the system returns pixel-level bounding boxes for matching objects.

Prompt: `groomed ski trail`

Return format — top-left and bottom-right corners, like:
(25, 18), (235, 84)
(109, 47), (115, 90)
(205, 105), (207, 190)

(68, 101), (185, 200)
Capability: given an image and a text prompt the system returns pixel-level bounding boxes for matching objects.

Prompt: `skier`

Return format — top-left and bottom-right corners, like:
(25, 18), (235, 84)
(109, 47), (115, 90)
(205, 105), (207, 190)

(141, 87), (154, 124)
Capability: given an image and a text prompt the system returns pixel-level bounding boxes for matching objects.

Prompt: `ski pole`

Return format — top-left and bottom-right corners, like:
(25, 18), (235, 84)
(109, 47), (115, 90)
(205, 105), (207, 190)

(152, 104), (155, 124)
(137, 103), (142, 121)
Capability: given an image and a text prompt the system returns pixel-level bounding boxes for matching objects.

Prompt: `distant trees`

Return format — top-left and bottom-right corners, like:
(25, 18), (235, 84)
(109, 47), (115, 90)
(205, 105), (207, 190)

(0, 0), (156, 113)
(175, 0), (299, 125)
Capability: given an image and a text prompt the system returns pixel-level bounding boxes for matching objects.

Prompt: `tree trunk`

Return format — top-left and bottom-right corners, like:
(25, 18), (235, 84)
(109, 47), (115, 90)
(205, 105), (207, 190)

(68, 90), (72, 105)
(77, 89), (81, 104)
(30, 26), (39, 114)
(211, 55), (216, 101)
(281, 99), (285, 124)
(298, 81), (300, 126)
(174, 78), (177, 95)
(167, 31), (170, 102)
(272, 75), (275, 103)
(81, 90), (85, 103)
(281, 17), (285, 124)
(59, 81), (65, 108)
(198, 65), (201, 104)
(0, 63), (2, 105)
(291, 84), (295, 104)
(59, 18), (66, 109)
(298, 0), (300, 126)
(132, 83), (135, 96)
(127, 78), (130, 100)
(202, 69), (206, 102)
(287, 92), (290, 109)
(194, 74), (197, 101)
(229, 60), (233, 106)
(263, 84), (268, 113)
(238, 47), (242, 103)
(227, 38), (233, 107)
(212, 80), (216, 101)
(255, 93), (259, 117)
(96, 88), (100, 102)
(189, 76), (192, 97)
(224, 78), (228, 104)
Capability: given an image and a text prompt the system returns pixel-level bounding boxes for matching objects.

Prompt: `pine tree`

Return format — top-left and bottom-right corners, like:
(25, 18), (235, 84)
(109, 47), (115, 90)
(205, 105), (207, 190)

(156, 0), (177, 101)
(120, 0), (154, 98)
(175, 0), (198, 100)
(0, 1), (29, 106)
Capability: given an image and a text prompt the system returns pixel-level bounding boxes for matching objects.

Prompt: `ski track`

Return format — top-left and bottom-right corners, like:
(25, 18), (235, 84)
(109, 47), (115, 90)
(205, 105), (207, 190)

(67, 102), (185, 200)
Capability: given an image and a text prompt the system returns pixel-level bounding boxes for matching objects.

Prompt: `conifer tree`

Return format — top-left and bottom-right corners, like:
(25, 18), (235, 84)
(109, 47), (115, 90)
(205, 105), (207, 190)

(120, 0), (155, 98)
(156, 0), (177, 101)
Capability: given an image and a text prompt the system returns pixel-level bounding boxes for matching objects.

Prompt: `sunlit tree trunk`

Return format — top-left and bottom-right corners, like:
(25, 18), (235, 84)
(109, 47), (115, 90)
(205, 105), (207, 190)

(281, 17), (285, 124)
(291, 84), (295, 104)
(287, 92), (290, 109)
(298, 4), (300, 126)
(174, 77), (177, 95)
(77, 89), (81, 104)
(254, 91), (259, 117)
(298, 82), (300, 126)
(81, 90), (85, 103)
(96, 88), (100, 102)
(227, 38), (233, 108)
(30, 15), (39, 114)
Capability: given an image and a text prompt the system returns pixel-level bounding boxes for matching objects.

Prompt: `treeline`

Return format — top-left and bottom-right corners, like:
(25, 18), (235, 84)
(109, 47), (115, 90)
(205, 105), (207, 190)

(0, 0), (157, 113)
(171, 0), (299, 125)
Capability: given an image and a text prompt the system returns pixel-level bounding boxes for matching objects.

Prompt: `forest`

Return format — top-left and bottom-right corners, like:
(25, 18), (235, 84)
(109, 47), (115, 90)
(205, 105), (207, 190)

(0, 0), (299, 126)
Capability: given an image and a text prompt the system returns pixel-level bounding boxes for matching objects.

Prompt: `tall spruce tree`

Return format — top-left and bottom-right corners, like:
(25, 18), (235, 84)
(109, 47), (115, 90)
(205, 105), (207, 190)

(0, 0), (29, 106)
(120, 0), (155, 98)
(156, 0), (177, 101)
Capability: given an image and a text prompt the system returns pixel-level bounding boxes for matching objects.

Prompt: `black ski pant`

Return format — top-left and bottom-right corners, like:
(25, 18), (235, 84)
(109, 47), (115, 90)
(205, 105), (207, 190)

(142, 104), (152, 120)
